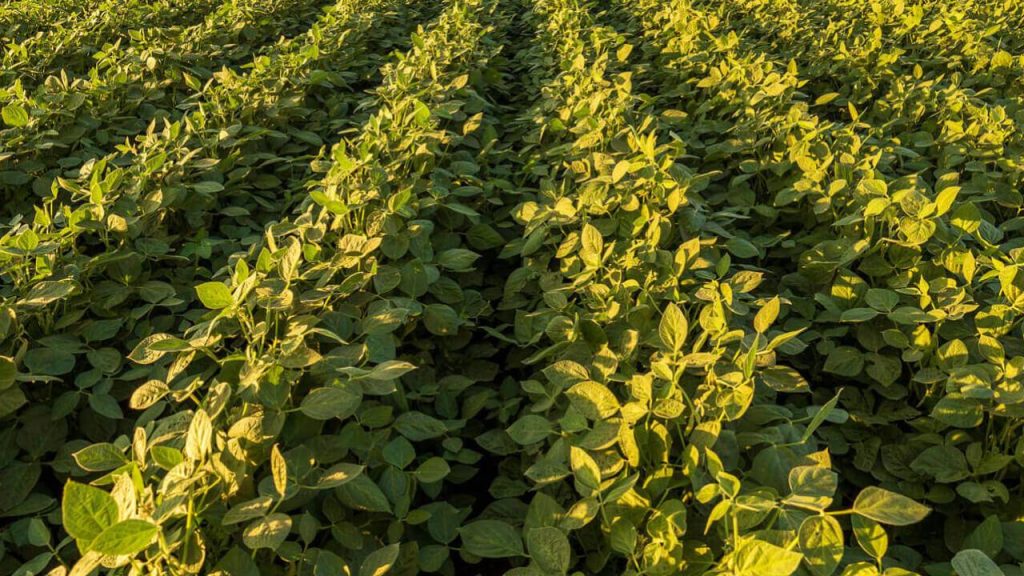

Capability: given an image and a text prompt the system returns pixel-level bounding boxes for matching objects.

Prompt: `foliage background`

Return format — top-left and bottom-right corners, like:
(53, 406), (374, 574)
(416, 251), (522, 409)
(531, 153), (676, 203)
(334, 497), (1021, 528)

(1, 0), (1023, 575)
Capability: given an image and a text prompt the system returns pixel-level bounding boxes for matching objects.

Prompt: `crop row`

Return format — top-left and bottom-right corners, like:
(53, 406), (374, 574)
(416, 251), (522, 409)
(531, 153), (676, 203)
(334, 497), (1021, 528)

(0, 0), (344, 216)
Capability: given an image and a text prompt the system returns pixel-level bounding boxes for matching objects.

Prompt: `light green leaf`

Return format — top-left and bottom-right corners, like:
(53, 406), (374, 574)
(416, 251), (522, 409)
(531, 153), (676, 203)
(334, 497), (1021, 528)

(935, 186), (960, 217)
(2, 103), (29, 127)
(195, 281), (234, 309)
(570, 446), (601, 495)
(853, 487), (930, 526)
(128, 333), (187, 365)
(760, 366), (809, 393)
(184, 408), (212, 461)
(800, 391), (842, 444)
(580, 224), (603, 268)
(543, 360), (590, 388)
(90, 520), (158, 556)
(565, 381), (619, 420)
(72, 443), (128, 472)
(799, 515), (844, 576)
(612, 160), (630, 183)
(733, 539), (803, 576)
(659, 303), (688, 352)
(754, 297), (780, 333)
(366, 360), (417, 381)
(271, 445), (288, 499)
(62, 481), (118, 546)
(852, 516), (887, 561)
(21, 279), (78, 307)
(951, 203), (981, 234)
(129, 380), (169, 410)
(786, 466), (838, 511)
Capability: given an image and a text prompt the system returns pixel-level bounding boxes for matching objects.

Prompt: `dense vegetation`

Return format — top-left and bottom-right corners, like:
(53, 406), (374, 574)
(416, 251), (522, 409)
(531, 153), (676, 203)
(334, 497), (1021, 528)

(2, 0), (1024, 574)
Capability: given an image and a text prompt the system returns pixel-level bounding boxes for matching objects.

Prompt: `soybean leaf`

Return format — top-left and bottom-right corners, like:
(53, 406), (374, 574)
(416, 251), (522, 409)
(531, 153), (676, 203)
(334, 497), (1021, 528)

(300, 382), (362, 420)
(459, 520), (525, 558)
(950, 549), (1004, 576)
(62, 481), (118, 545)
(195, 282), (234, 309)
(242, 513), (292, 550)
(359, 543), (401, 576)
(527, 527), (570, 574)
(853, 487), (931, 526)
(732, 539), (803, 576)
(798, 515), (843, 576)
(90, 520), (159, 556)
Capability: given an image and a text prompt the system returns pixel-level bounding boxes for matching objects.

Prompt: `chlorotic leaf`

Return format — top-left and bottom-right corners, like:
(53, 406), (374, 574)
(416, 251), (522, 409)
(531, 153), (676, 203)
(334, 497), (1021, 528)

(798, 515), (843, 576)
(2, 103), (29, 127)
(732, 539), (803, 576)
(195, 281), (234, 309)
(72, 443), (128, 472)
(853, 487), (930, 526)
(89, 520), (159, 556)
(565, 381), (619, 420)
(62, 481), (119, 546)
(851, 516), (887, 561)
(659, 303), (689, 352)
